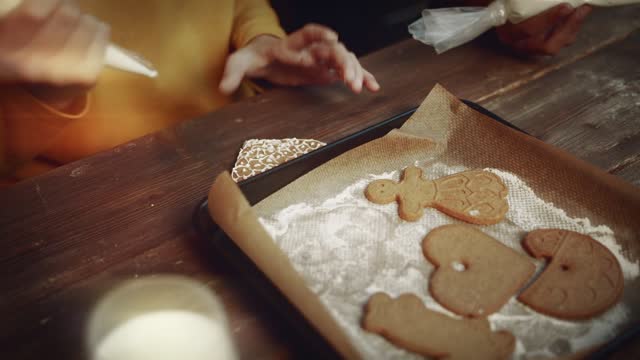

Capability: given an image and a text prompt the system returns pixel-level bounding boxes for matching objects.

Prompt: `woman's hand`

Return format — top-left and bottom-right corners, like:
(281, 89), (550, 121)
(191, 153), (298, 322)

(496, 4), (592, 56)
(0, 0), (110, 110)
(219, 24), (380, 95)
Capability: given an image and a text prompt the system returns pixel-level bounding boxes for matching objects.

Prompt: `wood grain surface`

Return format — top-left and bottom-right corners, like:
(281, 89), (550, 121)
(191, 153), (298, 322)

(1, 6), (639, 360)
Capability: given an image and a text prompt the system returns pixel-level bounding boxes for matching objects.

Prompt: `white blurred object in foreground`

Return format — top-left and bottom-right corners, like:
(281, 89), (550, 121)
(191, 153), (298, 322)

(409, 0), (640, 53)
(87, 276), (237, 360)
(0, 0), (157, 77)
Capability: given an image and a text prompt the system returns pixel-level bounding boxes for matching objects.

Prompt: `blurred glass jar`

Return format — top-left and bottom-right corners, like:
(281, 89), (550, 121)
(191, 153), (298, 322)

(87, 275), (237, 360)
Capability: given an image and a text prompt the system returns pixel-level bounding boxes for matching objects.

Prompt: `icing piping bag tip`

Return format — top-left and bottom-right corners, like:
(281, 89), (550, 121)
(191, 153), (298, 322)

(105, 44), (158, 78)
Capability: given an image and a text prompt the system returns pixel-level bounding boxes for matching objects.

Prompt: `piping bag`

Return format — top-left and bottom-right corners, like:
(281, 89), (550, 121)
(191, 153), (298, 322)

(0, 0), (158, 78)
(409, 0), (640, 54)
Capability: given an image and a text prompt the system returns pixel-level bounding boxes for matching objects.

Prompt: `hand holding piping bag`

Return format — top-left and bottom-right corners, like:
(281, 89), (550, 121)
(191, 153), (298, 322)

(486, 2), (593, 55)
(409, 0), (635, 54)
(0, 0), (156, 109)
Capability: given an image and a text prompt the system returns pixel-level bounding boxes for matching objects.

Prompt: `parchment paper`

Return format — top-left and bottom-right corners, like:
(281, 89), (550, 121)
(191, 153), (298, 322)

(208, 85), (640, 359)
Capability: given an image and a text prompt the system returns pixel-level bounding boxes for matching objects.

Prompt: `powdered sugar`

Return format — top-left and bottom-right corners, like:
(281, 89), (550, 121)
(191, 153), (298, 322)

(258, 163), (639, 359)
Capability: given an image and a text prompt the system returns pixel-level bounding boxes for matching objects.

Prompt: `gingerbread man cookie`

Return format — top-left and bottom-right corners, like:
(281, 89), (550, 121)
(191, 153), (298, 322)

(423, 224), (536, 317)
(362, 293), (515, 360)
(365, 167), (508, 224)
(518, 229), (624, 320)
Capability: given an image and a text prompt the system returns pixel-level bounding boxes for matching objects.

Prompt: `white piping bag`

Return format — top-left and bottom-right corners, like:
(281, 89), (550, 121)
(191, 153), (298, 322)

(0, 0), (157, 78)
(409, 0), (640, 54)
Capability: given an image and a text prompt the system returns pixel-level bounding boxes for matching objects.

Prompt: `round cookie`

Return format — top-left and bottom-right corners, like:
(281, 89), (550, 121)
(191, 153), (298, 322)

(518, 229), (624, 320)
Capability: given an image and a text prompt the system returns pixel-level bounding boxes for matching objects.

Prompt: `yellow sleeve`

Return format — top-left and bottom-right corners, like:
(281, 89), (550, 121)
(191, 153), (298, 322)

(0, 86), (89, 181)
(232, 0), (286, 49)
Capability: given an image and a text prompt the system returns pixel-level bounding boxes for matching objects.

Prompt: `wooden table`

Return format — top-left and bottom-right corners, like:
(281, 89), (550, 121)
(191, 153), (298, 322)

(1, 6), (639, 360)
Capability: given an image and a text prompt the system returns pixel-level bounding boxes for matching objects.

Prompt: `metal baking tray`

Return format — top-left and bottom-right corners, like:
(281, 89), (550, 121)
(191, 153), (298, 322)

(193, 101), (634, 359)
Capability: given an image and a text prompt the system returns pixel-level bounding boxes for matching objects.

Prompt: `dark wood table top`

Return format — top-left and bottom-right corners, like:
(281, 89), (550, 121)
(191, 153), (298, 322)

(1, 6), (639, 360)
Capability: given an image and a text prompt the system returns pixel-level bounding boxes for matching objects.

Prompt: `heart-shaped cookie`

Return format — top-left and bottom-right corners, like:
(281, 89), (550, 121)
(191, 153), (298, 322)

(423, 224), (535, 317)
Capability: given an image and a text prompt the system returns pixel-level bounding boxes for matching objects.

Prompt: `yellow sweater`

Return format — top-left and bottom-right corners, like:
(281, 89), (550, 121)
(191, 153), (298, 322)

(0, 0), (285, 183)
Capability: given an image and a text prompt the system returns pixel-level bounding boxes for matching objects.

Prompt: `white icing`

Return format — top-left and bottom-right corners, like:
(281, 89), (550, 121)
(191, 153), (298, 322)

(451, 261), (467, 272)
(232, 138), (326, 182)
(259, 163), (639, 359)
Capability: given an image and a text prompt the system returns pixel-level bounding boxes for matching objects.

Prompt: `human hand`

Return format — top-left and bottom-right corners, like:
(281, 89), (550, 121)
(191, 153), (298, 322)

(0, 0), (110, 109)
(219, 24), (380, 95)
(496, 4), (592, 56)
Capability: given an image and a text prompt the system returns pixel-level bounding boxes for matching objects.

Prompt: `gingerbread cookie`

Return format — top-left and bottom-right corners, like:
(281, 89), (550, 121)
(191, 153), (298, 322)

(362, 293), (515, 359)
(423, 224), (536, 317)
(365, 167), (508, 224)
(231, 138), (325, 182)
(518, 229), (624, 320)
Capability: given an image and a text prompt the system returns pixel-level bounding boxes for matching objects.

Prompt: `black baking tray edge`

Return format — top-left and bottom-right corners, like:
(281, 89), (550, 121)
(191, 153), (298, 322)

(193, 101), (635, 359)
